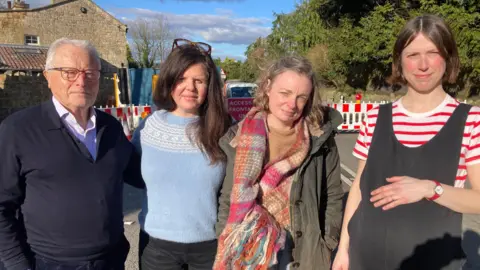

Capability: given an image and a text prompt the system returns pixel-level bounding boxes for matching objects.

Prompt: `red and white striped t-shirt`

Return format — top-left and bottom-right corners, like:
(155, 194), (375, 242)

(353, 95), (480, 188)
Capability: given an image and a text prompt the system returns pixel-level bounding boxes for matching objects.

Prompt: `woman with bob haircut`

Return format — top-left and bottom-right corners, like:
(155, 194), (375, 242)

(214, 55), (344, 269)
(132, 39), (232, 270)
(333, 14), (480, 270)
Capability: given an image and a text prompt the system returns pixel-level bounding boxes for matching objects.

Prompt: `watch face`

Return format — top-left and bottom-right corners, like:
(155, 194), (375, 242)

(435, 185), (444, 195)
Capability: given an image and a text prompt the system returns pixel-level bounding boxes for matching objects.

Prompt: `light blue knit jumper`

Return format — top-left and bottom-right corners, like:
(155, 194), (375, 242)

(131, 110), (225, 243)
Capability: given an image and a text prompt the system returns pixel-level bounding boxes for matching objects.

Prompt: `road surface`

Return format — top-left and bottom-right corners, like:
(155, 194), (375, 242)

(336, 133), (359, 191)
(121, 132), (360, 270)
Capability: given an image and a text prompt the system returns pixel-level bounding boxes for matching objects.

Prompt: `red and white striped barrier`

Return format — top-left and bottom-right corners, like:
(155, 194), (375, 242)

(96, 105), (153, 132)
(326, 102), (387, 131)
(328, 99), (471, 131)
(99, 105), (152, 121)
(97, 101), (390, 136)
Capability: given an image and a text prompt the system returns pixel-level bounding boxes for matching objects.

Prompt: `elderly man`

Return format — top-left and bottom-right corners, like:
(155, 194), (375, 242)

(0, 38), (143, 270)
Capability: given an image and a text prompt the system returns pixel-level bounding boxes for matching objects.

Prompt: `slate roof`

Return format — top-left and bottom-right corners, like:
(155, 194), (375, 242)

(0, 44), (48, 71)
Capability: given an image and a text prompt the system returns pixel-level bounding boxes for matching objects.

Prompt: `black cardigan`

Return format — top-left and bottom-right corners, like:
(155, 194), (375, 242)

(0, 100), (144, 270)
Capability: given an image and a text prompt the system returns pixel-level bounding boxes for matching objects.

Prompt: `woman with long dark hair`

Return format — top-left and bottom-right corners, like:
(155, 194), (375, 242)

(132, 39), (232, 270)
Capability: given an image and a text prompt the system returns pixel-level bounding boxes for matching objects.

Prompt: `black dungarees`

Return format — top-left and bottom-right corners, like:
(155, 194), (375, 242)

(348, 103), (470, 270)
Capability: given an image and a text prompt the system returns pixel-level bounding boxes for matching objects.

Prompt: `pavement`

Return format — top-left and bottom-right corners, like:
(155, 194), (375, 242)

(121, 132), (360, 270)
(335, 133), (359, 192)
(122, 184), (143, 270)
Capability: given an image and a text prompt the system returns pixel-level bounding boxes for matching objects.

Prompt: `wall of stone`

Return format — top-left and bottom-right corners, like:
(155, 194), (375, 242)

(0, 0), (127, 72)
(0, 73), (115, 122)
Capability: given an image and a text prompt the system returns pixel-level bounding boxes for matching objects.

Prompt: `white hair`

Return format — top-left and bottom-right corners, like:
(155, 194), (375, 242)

(45, 38), (101, 70)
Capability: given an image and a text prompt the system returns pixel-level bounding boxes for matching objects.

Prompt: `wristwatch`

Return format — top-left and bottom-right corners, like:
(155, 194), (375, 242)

(427, 180), (444, 201)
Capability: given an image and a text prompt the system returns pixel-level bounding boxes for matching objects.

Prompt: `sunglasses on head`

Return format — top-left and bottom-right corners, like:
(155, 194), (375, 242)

(171, 38), (212, 55)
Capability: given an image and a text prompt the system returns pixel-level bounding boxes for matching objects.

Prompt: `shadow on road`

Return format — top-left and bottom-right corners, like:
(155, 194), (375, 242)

(462, 229), (480, 269)
(400, 233), (465, 269)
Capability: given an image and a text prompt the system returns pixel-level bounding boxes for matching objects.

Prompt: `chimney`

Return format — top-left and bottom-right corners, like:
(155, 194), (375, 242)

(7, 1), (12, 9)
(12, 0), (30, 10)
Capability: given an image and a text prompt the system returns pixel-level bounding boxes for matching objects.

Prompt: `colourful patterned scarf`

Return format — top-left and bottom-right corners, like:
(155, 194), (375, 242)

(214, 109), (310, 270)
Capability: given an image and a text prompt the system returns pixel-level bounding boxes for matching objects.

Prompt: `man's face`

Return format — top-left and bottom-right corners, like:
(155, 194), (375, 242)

(44, 44), (100, 111)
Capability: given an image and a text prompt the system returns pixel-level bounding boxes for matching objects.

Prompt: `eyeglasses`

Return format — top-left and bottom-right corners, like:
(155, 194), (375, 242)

(48, 67), (101, 82)
(172, 38), (212, 55)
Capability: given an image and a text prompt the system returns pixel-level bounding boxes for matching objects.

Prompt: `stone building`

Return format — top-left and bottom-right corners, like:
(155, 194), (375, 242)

(0, 43), (115, 121)
(0, 0), (128, 71)
(0, 0), (125, 121)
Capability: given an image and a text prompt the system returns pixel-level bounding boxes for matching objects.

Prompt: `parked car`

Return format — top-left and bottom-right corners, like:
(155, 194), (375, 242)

(224, 82), (257, 121)
(225, 82), (257, 98)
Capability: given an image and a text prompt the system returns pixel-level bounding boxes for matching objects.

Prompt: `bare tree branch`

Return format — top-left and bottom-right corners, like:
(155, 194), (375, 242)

(128, 15), (176, 68)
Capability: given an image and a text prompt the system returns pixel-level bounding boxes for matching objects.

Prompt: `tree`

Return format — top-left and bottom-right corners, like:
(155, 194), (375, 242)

(129, 15), (176, 68)
(126, 44), (139, 68)
(244, 0), (480, 94)
(420, 0), (480, 95)
(213, 57), (222, 68)
(244, 37), (269, 74)
(212, 57), (257, 83)
(221, 57), (244, 80)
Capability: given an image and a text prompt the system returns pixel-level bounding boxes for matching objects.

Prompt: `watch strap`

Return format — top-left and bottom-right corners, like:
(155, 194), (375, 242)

(427, 180), (441, 201)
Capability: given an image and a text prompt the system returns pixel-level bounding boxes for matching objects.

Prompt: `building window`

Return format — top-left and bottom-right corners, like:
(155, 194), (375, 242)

(25, 35), (39, 45)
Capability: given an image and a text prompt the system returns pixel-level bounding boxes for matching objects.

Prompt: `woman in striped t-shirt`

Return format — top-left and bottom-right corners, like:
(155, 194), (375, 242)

(333, 15), (480, 270)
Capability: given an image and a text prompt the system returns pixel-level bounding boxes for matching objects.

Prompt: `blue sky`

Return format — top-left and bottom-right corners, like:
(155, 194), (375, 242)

(28, 0), (297, 61)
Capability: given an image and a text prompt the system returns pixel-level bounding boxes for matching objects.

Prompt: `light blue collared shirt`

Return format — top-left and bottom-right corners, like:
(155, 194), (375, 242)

(52, 97), (97, 160)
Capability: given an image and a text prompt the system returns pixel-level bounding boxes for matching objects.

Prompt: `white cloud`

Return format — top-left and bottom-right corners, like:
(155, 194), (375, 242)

(214, 8), (234, 16)
(200, 26), (268, 45)
(211, 47), (224, 53)
(124, 7), (159, 17)
(114, 8), (271, 46)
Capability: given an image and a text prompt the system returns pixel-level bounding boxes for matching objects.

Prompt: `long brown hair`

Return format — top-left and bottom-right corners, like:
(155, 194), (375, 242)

(254, 56), (324, 128)
(153, 45), (231, 164)
(390, 14), (460, 85)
